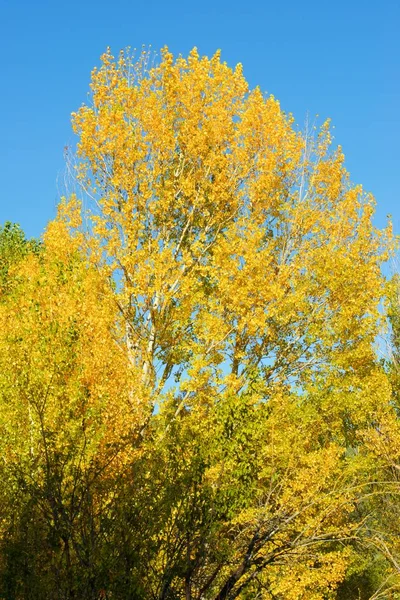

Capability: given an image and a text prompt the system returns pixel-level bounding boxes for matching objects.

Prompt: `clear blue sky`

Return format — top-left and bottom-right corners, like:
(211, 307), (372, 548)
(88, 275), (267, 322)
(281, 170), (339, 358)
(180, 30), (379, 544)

(0, 0), (399, 239)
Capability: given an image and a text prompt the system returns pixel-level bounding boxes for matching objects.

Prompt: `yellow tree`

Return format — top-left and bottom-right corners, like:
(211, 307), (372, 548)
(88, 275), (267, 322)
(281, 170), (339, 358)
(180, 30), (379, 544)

(0, 205), (143, 598)
(69, 47), (394, 599)
(338, 272), (400, 600)
(71, 47), (390, 419)
(0, 46), (395, 599)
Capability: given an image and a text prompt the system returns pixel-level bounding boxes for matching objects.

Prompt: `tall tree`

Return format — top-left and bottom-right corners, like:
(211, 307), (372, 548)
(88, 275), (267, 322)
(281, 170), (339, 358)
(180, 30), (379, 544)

(69, 47), (394, 598)
(0, 48), (396, 599)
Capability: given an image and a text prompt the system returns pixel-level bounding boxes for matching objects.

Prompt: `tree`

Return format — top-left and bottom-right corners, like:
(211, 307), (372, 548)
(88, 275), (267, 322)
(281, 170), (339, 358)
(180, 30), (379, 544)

(0, 47), (396, 599)
(0, 208), (142, 598)
(343, 270), (400, 600)
(69, 47), (394, 598)
(72, 47), (390, 418)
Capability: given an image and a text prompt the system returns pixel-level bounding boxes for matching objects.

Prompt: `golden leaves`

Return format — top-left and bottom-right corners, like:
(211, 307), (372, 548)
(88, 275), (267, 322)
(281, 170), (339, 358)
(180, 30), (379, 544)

(1, 47), (397, 598)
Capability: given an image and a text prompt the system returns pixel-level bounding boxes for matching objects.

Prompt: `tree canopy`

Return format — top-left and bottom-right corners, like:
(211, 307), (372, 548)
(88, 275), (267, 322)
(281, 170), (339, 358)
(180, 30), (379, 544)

(0, 47), (399, 600)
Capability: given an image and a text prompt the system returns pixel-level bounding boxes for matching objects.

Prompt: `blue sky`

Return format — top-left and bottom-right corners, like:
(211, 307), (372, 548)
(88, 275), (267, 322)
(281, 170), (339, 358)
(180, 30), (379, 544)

(0, 0), (399, 239)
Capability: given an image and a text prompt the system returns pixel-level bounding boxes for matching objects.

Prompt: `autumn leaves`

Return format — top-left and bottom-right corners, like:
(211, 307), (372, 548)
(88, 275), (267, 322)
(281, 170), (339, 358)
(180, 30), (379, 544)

(0, 48), (398, 599)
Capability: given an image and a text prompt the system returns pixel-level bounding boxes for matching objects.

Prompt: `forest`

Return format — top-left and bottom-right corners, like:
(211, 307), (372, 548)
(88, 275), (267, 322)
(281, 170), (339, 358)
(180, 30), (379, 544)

(0, 47), (399, 599)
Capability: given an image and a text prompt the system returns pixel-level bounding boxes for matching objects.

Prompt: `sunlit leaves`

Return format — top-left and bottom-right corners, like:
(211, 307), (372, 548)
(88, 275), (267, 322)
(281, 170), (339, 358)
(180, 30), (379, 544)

(0, 47), (397, 599)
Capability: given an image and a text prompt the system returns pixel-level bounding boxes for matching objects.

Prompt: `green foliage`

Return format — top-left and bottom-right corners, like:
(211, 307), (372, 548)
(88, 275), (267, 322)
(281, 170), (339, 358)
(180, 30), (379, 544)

(0, 222), (40, 291)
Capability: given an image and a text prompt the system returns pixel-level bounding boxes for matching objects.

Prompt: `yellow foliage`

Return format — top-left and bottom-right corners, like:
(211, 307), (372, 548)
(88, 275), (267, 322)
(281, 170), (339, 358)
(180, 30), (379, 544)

(0, 47), (397, 599)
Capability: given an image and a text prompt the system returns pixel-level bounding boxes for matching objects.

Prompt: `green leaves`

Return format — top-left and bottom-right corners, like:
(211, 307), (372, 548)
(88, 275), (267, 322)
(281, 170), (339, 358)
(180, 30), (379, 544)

(0, 221), (39, 292)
